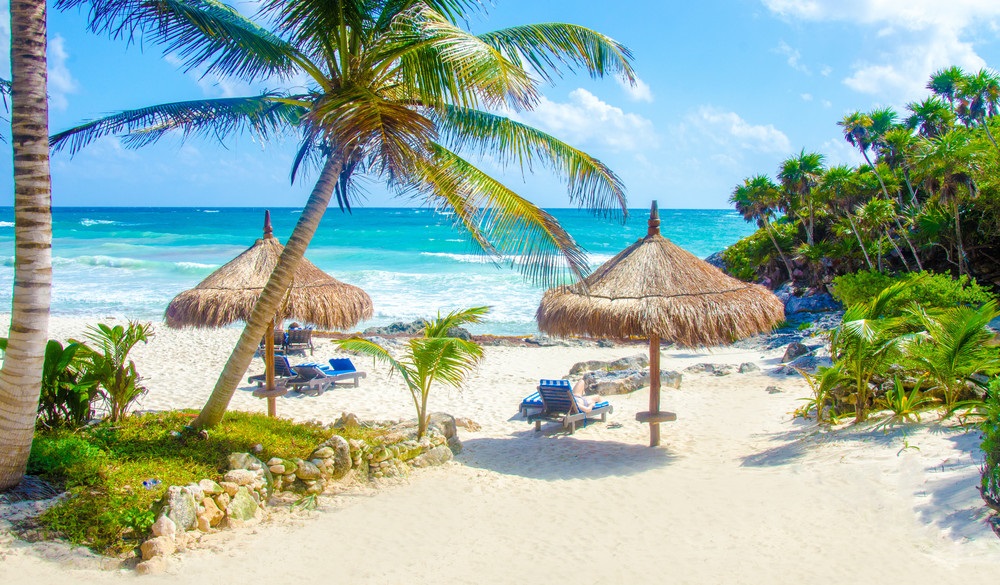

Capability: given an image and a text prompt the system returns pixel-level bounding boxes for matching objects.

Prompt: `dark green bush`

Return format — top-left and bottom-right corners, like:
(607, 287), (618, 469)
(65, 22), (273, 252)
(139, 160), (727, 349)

(722, 224), (792, 282)
(981, 378), (1000, 511)
(830, 270), (996, 312)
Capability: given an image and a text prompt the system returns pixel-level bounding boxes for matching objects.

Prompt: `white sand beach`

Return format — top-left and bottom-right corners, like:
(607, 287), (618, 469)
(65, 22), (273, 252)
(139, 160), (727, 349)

(2, 315), (1000, 584)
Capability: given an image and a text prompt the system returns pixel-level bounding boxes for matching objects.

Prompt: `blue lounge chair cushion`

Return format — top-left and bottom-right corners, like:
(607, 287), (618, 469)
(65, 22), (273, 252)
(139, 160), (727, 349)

(327, 358), (358, 375)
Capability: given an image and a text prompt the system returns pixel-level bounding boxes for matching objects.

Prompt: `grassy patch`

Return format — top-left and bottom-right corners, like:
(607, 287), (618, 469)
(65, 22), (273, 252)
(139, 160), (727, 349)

(27, 410), (385, 557)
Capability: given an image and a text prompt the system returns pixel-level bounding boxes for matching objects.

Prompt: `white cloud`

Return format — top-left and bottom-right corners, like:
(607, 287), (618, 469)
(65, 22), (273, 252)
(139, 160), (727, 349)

(775, 41), (810, 74)
(685, 106), (791, 154)
(47, 35), (78, 111)
(617, 76), (654, 102)
(821, 136), (866, 167)
(514, 88), (658, 151)
(801, 93), (813, 101)
(762, 0), (1000, 102)
(820, 65), (832, 77)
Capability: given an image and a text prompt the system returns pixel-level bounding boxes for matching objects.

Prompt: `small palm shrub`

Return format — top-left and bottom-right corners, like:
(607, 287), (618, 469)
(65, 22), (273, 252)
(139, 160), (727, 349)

(981, 379), (1000, 511)
(831, 270), (995, 313)
(875, 377), (936, 427)
(1, 337), (98, 428)
(73, 321), (154, 422)
(337, 307), (487, 439)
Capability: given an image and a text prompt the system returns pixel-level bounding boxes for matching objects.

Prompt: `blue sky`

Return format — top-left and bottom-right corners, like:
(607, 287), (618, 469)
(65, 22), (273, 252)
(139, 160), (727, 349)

(2, 0), (1000, 209)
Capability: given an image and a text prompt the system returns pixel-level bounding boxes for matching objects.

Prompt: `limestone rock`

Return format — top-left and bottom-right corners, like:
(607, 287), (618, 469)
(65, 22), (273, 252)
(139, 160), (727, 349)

(781, 342), (810, 363)
(710, 364), (737, 376)
(220, 482), (239, 497)
(310, 446), (336, 460)
(766, 386), (782, 394)
(140, 536), (176, 561)
(224, 469), (256, 486)
(214, 492), (231, 510)
(319, 435), (353, 480)
(410, 445), (454, 468)
(150, 515), (176, 540)
(427, 413), (458, 441)
(293, 459), (322, 481)
(162, 485), (197, 531)
(786, 293), (841, 314)
(786, 354), (830, 374)
(228, 452), (263, 472)
(333, 412), (362, 429)
(226, 487), (260, 523)
(135, 556), (169, 576)
(454, 417), (481, 431)
(198, 479), (223, 495)
(569, 354), (648, 375)
(200, 497), (224, 528)
(738, 362), (760, 374)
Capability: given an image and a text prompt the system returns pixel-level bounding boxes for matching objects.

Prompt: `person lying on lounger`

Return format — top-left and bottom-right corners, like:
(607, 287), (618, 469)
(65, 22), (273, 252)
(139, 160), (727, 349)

(572, 380), (604, 412)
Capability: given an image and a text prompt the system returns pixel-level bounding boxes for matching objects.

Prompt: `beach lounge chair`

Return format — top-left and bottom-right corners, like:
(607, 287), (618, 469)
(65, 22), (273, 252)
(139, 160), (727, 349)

(285, 328), (314, 356)
(248, 355), (334, 395)
(526, 379), (613, 433)
(293, 358), (367, 387)
(257, 329), (288, 355)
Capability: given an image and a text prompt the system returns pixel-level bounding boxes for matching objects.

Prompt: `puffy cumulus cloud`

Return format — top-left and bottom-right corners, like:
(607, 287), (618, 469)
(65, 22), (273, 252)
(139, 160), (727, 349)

(820, 137), (866, 167)
(616, 76), (654, 102)
(514, 88), (658, 151)
(48, 35), (78, 111)
(685, 106), (791, 154)
(762, 0), (1000, 101)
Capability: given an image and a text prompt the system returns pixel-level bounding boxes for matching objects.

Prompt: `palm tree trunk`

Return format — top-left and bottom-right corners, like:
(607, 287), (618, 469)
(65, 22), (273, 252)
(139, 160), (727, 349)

(846, 214), (874, 270)
(418, 387), (430, 439)
(980, 119), (1000, 153)
(0, 0), (52, 491)
(862, 150), (920, 271)
(192, 155), (343, 428)
(763, 219), (795, 282)
(953, 198), (967, 276)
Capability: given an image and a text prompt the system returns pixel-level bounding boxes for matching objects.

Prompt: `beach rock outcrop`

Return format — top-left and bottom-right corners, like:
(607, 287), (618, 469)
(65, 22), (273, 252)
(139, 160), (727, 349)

(705, 251), (727, 271)
(569, 354), (648, 375)
(786, 293), (841, 314)
(163, 486), (198, 531)
(781, 342), (810, 363)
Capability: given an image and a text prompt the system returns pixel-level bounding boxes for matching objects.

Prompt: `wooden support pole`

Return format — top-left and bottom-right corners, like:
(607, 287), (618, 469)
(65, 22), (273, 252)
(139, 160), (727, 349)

(266, 317), (276, 417)
(649, 334), (661, 447)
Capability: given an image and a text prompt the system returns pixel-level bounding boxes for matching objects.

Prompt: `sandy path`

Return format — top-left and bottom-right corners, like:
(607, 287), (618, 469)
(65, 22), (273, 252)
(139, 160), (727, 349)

(1, 316), (999, 584)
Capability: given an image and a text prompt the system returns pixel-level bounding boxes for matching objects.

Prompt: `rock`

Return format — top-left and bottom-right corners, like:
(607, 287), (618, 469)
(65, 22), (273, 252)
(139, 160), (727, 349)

(302, 479), (325, 495)
(214, 492), (231, 510)
(774, 282), (796, 303)
(454, 417), (481, 431)
(569, 354), (648, 375)
(786, 293), (841, 314)
(199, 497), (224, 528)
(786, 354), (830, 374)
(310, 446), (336, 460)
(582, 369), (646, 394)
(363, 320), (426, 336)
(710, 364), (737, 376)
(766, 386), (782, 394)
(445, 326), (472, 341)
(269, 464), (285, 475)
(198, 479), (223, 495)
(220, 482), (239, 497)
(223, 469), (256, 486)
(196, 515), (212, 533)
(428, 413), (458, 441)
(293, 459), (322, 481)
(183, 483), (205, 502)
(226, 487), (260, 523)
(228, 453), (273, 496)
(781, 342), (810, 363)
(738, 362), (760, 373)
(704, 251), (727, 271)
(319, 435), (353, 480)
(150, 515), (176, 540)
(684, 363), (712, 374)
(135, 557), (169, 576)
(409, 445), (454, 468)
(140, 536), (176, 561)
(333, 412), (362, 429)
(162, 486), (198, 531)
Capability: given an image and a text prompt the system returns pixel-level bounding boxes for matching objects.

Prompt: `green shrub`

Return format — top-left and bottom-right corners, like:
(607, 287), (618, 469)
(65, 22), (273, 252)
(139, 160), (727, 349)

(830, 270), (995, 313)
(722, 226), (785, 282)
(74, 321), (154, 422)
(981, 378), (1000, 511)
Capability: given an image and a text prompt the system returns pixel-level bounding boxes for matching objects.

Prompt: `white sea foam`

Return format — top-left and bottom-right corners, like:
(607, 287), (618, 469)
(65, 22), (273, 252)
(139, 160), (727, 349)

(80, 219), (117, 227)
(202, 210), (220, 213)
(0, 221), (13, 228)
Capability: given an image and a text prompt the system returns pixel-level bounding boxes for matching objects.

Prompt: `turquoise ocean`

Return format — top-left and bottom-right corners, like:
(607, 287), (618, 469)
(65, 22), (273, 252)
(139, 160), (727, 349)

(0, 207), (754, 335)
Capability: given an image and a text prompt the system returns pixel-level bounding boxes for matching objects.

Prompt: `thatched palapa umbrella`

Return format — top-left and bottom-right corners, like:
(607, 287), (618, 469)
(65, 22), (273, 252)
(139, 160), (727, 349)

(165, 211), (373, 416)
(537, 202), (785, 446)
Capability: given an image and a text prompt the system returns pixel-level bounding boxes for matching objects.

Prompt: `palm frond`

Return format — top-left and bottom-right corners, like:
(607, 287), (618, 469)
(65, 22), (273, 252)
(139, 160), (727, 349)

(376, 0), (483, 28)
(335, 337), (415, 386)
(431, 105), (626, 216)
(420, 144), (591, 285)
(422, 306), (489, 337)
(410, 336), (483, 387)
(386, 4), (539, 110)
(479, 23), (635, 86)
(50, 94), (305, 155)
(56, 0), (307, 82)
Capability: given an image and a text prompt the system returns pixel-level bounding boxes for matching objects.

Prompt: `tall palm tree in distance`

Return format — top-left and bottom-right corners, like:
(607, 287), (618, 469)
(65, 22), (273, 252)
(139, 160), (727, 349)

(52, 0), (636, 427)
(778, 149), (825, 246)
(927, 66), (966, 110)
(956, 68), (1000, 152)
(730, 174), (796, 280)
(0, 0), (53, 490)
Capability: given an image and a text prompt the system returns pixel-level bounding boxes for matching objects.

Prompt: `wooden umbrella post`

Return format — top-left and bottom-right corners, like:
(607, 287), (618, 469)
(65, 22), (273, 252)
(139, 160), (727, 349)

(265, 317), (277, 417)
(648, 334), (661, 447)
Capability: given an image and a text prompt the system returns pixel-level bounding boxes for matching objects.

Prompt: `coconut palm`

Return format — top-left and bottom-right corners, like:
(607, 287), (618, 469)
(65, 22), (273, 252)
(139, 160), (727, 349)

(778, 149), (825, 246)
(337, 307), (487, 439)
(0, 0), (54, 491)
(820, 165), (873, 270)
(905, 301), (1000, 416)
(52, 0), (635, 428)
(730, 174), (795, 280)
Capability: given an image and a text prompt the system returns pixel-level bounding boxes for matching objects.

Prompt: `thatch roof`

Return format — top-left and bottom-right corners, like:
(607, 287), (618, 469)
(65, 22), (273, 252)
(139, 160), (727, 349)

(165, 214), (372, 330)
(536, 204), (784, 348)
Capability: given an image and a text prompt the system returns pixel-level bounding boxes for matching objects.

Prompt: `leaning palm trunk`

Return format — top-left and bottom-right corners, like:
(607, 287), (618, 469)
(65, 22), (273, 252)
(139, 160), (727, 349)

(0, 0), (52, 490)
(192, 156), (343, 428)
(763, 218), (796, 280)
(846, 214), (874, 271)
(953, 198), (968, 276)
(862, 149), (920, 271)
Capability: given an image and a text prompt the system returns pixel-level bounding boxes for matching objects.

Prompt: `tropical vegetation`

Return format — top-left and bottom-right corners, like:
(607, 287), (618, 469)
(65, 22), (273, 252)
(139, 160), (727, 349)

(337, 306), (487, 439)
(50, 0), (636, 430)
(727, 66), (1000, 290)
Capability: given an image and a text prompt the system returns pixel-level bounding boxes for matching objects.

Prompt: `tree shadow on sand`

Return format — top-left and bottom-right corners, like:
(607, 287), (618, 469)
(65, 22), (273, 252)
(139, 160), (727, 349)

(912, 430), (994, 541)
(457, 431), (676, 481)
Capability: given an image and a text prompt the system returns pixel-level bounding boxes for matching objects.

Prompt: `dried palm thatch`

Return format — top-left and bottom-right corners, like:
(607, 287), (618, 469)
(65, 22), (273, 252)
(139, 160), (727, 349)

(165, 213), (373, 330)
(537, 202), (784, 447)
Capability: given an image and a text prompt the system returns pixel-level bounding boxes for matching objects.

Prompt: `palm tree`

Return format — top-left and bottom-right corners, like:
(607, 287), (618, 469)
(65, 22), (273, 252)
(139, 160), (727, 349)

(337, 307), (487, 439)
(906, 96), (955, 139)
(729, 174), (796, 281)
(956, 68), (1000, 151)
(910, 130), (985, 276)
(905, 301), (1000, 416)
(0, 0), (54, 491)
(820, 165), (873, 270)
(52, 0), (635, 428)
(778, 149), (825, 246)
(927, 66), (965, 110)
